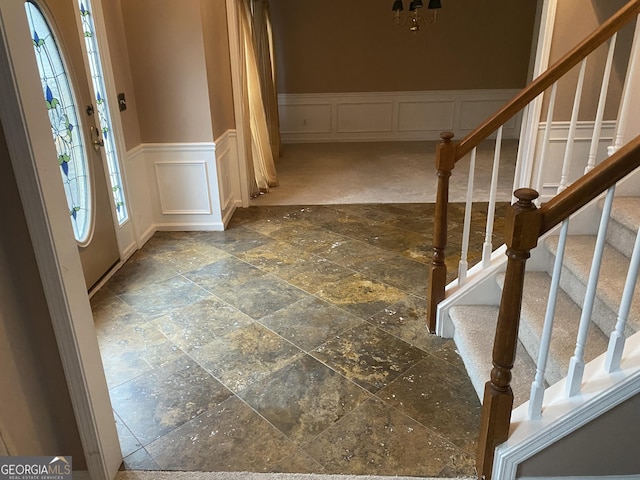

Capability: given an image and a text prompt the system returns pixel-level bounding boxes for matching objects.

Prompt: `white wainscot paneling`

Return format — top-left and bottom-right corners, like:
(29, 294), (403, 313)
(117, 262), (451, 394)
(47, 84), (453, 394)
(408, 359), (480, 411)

(278, 89), (521, 143)
(124, 139), (243, 237)
(337, 102), (393, 133)
(534, 120), (616, 201)
(124, 145), (155, 247)
(458, 99), (517, 131)
(217, 148), (233, 212)
(214, 130), (242, 226)
(397, 100), (455, 132)
(141, 143), (226, 231)
(155, 160), (212, 215)
(279, 103), (332, 134)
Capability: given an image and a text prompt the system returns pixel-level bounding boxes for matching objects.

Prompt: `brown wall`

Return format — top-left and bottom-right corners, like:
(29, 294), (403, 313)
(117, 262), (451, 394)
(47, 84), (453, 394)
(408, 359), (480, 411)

(121, 0), (214, 143)
(201, 0), (236, 137)
(269, 0), (538, 94)
(518, 392), (640, 477)
(101, 0), (142, 150)
(547, 0), (634, 120)
(0, 123), (86, 468)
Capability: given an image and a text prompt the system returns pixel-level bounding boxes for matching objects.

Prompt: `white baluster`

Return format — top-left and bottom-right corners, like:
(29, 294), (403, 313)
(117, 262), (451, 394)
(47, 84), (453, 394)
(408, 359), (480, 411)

(529, 219), (569, 419)
(604, 225), (640, 372)
(534, 83), (558, 206)
(512, 104), (528, 200)
(611, 16), (640, 155)
(458, 147), (477, 285)
(566, 186), (615, 397)
(586, 34), (617, 174)
(558, 59), (588, 193)
(482, 126), (503, 268)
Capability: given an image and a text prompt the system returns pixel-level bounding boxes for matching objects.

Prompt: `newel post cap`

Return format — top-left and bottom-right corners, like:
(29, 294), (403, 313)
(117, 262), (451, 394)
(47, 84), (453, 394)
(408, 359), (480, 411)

(506, 188), (542, 251)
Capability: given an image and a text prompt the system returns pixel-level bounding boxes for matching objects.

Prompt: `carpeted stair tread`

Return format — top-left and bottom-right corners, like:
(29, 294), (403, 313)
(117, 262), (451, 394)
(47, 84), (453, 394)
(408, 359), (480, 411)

(498, 271), (609, 386)
(601, 196), (640, 259)
(449, 305), (537, 408)
(544, 234), (640, 336)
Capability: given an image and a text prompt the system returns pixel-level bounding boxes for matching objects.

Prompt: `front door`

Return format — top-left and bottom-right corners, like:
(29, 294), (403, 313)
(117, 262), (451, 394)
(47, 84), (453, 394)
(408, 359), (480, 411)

(25, 0), (119, 289)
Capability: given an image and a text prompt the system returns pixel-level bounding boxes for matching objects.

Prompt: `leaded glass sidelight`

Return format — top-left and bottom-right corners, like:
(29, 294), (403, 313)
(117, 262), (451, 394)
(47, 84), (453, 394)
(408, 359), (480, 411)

(25, 1), (92, 243)
(79, 0), (128, 224)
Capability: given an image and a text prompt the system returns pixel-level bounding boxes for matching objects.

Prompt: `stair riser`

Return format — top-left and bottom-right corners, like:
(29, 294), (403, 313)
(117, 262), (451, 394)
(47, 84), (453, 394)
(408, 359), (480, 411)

(606, 216), (637, 259)
(517, 317), (563, 385)
(545, 253), (635, 338)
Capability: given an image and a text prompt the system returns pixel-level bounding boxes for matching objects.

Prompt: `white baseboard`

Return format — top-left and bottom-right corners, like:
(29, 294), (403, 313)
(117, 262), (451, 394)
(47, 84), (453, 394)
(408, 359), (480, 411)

(154, 222), (225, 231)
(279, 89), (522, 143)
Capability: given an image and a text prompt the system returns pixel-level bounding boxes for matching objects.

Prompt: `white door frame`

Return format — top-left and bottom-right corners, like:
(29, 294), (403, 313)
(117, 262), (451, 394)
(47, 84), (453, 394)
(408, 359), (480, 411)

(0, 2), (120, 479)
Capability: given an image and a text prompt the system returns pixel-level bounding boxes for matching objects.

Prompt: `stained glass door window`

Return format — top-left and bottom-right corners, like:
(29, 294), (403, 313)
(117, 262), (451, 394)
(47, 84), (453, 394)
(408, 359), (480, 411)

(79, 0), (127, 224)
(26, 1), (92, 243)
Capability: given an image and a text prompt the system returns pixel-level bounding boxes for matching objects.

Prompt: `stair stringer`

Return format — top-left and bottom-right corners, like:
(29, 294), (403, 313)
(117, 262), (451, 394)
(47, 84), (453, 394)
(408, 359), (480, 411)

(492, 332), (640, 480)
(435, 245), (506, 338)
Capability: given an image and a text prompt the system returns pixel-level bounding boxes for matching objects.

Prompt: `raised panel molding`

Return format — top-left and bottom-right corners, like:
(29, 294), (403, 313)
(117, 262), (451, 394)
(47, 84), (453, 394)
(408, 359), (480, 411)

(154, 161), (212, 215)
(337, 102), (393, 133)
(130, 142), (226, 233)
(279, 104), (332, 134)
(397, 100), (455, 132)
(278, 89), (521, 142)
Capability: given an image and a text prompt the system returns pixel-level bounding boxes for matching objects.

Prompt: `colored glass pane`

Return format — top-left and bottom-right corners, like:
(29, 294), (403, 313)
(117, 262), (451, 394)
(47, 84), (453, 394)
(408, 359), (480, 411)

(79, 0), (127, 224)
(26, 1), (92, 242)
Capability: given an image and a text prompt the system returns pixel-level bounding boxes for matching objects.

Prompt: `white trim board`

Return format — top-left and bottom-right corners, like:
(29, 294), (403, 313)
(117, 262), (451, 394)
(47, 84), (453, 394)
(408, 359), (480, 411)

(278, 89), (522, 143)
(492, 333), (640, 480)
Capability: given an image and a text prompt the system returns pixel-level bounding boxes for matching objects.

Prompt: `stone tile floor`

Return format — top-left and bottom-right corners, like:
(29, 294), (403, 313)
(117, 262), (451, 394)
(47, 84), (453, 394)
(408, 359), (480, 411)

(92, 203), (507, 476)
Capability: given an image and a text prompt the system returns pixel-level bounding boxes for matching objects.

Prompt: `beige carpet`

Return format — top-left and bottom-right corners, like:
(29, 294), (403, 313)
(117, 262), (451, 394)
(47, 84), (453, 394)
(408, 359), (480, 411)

(117, 472), (472, 480)
(251, 141), (517, 206)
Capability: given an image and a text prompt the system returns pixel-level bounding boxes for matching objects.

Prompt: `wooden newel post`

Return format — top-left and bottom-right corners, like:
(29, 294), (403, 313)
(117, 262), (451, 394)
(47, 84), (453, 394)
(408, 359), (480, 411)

(476, 188), (541, 480)
(427, 131), (456, 333)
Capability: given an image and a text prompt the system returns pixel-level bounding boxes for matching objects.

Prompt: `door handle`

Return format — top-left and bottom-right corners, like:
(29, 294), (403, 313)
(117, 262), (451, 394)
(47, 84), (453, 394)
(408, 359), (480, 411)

(91, 125), (104, 151)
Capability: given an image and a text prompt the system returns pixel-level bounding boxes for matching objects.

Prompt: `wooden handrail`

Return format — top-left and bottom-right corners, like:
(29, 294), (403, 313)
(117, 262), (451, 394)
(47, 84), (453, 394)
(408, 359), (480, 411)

(455, 0), (640, 160)
(427, 0), (640, 333)
(426, 2), (640, 477)
(540, 135), (640, 234)
(476, 134), (640, 480)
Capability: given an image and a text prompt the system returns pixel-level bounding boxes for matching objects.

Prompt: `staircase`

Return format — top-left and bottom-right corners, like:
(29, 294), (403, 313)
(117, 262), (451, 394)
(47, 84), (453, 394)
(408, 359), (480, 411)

(449, 196), (640, 408)
(424, 2), (640, 478)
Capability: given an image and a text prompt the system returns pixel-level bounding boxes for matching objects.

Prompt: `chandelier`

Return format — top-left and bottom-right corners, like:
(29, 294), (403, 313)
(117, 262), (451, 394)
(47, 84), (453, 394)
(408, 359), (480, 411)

(392, 0), (442, 33)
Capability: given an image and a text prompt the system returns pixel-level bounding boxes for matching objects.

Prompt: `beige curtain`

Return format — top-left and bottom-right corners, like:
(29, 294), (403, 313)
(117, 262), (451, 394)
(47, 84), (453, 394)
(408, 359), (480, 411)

(251, 0), (281, 161)
(238, 0), (278, 192)
(236, 7), (259, 198)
